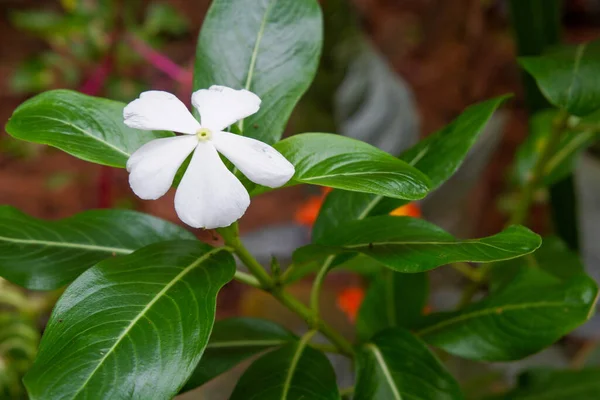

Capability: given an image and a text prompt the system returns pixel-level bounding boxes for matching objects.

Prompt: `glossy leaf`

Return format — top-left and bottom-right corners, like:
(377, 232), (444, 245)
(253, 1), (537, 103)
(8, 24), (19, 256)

(312, 95), (509, 242)
(355, 328), (464, 400)
(0, 206), (195, 290)
(416, 268), (598, 361)
(356, 271), (428, 341)
(295, 216), (541, 273)
(519, 40), (600, 116)
(498, 368), (600, 399)
(194, 0), (322, 144)
(270, 133), (431, 200)
(229, 337), (340, 400)
(182, 318), (296, 393)
(5, 90), (172, 167)
(24, 241), (235, 400)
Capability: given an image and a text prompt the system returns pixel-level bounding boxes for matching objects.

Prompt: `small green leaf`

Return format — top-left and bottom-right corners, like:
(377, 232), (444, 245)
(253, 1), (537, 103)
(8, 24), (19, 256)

(498, 368), (600, 399)
(519, 40), (600, 116)
(295, 216), (541, 273)
(312, 95), (509, 242)
(182, 318), (296, 393)
(24, 241), (235, 400)
(357, 271), (428, 341)
(0, 206), (194, 290)
(416, 268), (598, 361)
(270, 133), (431, 200)
(5, 90), (172, 167)
(195, 0), (322, 144)
(229, 335), (340, 400)
(355, 328), (464, 400)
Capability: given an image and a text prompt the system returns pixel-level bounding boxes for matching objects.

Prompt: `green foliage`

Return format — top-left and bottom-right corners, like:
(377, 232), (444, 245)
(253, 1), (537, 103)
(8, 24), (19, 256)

(24, 241), (235, 400)
(194, 0), (323, 144)
(0, 206), (194, 290)
(497, 368), (600, 399)
(354, 328), (464, 400)
(5, 90), (172, 167)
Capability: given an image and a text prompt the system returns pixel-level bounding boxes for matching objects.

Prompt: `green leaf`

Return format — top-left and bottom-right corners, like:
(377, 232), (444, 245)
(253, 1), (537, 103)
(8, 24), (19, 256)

(416, 268), (598, 361)
(269, 133), (431, 200)
(355, 328), (464, 400)
(5, 90), (172, 167)
(229, 334), (340, 400)
(356, 271), (428, 341)
(519, 40), (600, 116)
(0, 206), (194, 290)
(312, 95), (509, 242)
(498, 368), (600, 399)
(512, 110), (599, 187)
(182, 318), (296, 393)
(194, 0), (322, 144)
(24, 241), (235, 400)
(295, 216), (541, 273)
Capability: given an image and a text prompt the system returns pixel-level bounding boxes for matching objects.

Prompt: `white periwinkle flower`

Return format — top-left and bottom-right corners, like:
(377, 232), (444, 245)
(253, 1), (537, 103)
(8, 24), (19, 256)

(123, 85), (295, 229)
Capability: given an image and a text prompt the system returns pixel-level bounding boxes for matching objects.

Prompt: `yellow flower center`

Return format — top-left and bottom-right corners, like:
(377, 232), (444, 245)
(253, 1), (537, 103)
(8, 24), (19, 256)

(196, 128), (212, 141)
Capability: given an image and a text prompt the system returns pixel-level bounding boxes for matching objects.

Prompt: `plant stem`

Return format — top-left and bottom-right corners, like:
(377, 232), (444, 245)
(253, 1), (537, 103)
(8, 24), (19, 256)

(310, 255), (334, 316)
(233, 270), (261, 288)
(219, 224), (355, 357)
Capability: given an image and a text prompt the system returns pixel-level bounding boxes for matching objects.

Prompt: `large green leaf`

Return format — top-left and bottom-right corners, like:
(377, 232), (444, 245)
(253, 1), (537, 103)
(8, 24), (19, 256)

(416, 268), (598, 361)
(0, 206), (195, 290)
(229, 335), (340, 400)
(268, 133), (431, 200)
(24, 241), (235, 400)
(498, 368), (600, 399)
(182, 318), (296, 393)
(295, 216), (541, 273)
(194, 0), (322, 144)
(519, 40), (600, 116)
(356, 271), (428, 341)
(5, 90), (172, 167)
(312, 96), (509, 242)
(355, 328), (464, 400)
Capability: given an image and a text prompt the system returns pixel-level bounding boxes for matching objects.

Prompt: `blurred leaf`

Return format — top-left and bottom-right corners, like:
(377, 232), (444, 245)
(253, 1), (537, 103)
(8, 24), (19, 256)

(312, 95), (509, 242)
(182, 318), (296, 393)
(0, 314), (39, 399)
(10, 58), (54, 94)
(267, 133), (431, 200)
(356, 271), (428, 341)
(497, 368), (600, 399)
(143, 2), (189, 36)
(6, 90), (172, 167)
(229, 339), (340, 399)
(355, 328), (464, 400)
(0, 206), (195, 290)
(24, 241), (235, 399)
(194, 0), (323, 144)
(416, 268), (598, 361)
(9, 10), (84, 37)
(295, 216), (541, 273)
(519, 40), (600, 116)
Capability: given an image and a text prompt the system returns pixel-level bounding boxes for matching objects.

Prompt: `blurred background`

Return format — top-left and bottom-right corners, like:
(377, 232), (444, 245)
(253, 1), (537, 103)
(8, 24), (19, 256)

(1, 0), (600, 398)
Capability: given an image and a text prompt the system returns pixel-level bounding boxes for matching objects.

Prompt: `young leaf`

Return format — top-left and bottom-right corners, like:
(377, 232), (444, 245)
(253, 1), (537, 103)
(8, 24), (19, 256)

(182, 318), (296, 393)
(269, 133), (431, 200)
(295, 216), (541, 273)
(312, 95), (509, 242)
(229, 336), (340, 400)
(356, 271), (428, 341)
(498, 368), (600, 399)
(355, 328), (464, 400)
(195, 0), (322, 144)
(519, 40), (600, 116)
(0, 206), (195, 290)
(24, 241), (235, 400)
(416, 268), (598, 361)
(5, 90), (172, 167)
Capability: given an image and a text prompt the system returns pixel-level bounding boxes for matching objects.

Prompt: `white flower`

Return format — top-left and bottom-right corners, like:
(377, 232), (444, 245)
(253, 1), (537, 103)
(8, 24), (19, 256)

(123, 85), (295, 229)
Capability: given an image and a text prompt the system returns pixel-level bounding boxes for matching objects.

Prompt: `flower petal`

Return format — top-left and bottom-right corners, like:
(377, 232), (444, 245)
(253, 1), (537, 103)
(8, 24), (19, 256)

(191, 85), (261, 131)
(127, 135), (198, 200)
(212, 131), (295, 188)
(175, 142), (250, 229)
(124, 91), (200, 134)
